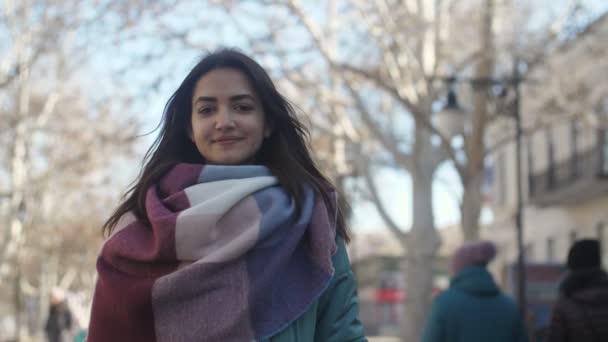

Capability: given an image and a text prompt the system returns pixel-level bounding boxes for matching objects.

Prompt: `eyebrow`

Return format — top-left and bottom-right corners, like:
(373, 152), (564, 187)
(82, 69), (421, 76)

(193, 94), (256, 104)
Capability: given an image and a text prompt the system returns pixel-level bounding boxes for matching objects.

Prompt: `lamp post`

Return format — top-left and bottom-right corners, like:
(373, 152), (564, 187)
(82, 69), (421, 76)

(512, 59), (527, 319)
(433, 58), (527, 316)
(434, 78), (467, 139)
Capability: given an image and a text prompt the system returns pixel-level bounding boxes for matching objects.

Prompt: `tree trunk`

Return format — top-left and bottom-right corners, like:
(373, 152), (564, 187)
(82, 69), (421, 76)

(461, 0), (495, 242)
(38, 255), (51, 342)
(1, 132), (27, 274)
(461, 172), (482, 241)
(1, 46), (30, 278)
(402, 167), (440, 341)
(13, 269), (23, 342)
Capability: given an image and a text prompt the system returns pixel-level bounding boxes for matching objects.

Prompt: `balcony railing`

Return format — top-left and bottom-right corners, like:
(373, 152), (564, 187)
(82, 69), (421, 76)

(529, 143), (608, 206)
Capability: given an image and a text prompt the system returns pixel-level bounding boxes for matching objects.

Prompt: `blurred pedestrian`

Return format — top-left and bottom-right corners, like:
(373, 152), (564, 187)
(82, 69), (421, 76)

(546, 239), (608, 341)
(421, 240), (528, 342)
(86, 48), (367, 341)
(44, 288), (73, 342)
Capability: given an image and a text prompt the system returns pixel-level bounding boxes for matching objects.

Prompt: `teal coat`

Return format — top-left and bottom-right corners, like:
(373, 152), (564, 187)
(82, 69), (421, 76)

(421, 266), (527, 342)
(266, 237), (368, 342)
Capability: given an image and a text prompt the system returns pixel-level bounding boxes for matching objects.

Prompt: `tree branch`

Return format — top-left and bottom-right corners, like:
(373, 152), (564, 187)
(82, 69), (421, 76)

(277, 0), (464, 178)
(0, 66), (19, 89)
(435, 174), (464, 209)
(342, 67), (465, 177)
(283, 0), (333, 60)
(360, 161), (407, 240)
(429, 143), (452, 170)
(344, 83), (413, 170)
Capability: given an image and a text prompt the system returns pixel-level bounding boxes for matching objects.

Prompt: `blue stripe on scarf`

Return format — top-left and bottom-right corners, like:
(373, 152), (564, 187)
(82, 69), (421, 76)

(199, 165), (272, 183)
(246, 186), (327, 339)
(252, 186), (314, 248)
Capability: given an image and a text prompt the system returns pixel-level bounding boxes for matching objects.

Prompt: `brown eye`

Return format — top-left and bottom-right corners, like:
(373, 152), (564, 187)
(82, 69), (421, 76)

(198, 106), (215, 115)
(234, 104), (254, 112)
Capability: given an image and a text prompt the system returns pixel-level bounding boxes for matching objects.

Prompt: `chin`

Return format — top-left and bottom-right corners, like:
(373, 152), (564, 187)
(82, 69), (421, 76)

(210, 156), (251, 165)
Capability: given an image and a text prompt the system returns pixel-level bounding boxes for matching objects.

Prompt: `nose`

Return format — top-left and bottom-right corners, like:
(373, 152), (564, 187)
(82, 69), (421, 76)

(215, 106), (236, 130)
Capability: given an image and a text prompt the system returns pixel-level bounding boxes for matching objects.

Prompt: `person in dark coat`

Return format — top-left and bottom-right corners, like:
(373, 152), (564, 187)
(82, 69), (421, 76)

(546, 239), (608, 342)
(421, 240), (528, 342)
(44, 288), (73, 342)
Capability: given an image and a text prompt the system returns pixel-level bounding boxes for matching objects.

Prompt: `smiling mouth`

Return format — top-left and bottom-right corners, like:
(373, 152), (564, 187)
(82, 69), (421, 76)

(213, 137), (243, 145)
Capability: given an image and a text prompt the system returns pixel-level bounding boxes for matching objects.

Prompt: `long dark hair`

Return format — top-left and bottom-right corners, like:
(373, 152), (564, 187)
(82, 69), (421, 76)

(103, 48), (350, 242)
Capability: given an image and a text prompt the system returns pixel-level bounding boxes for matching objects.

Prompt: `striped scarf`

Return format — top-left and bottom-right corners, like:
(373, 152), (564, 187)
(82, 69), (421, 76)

(87, 164), (337, 341)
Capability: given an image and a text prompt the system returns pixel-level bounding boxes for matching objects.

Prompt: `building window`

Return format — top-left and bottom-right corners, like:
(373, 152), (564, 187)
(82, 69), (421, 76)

(546, 127), (556, 187)
(597, 222), (605, 253)
(482, 159), (494, 204)
(527, 136), (535, 196)
(546, 237), (555, 262)
(525, 243), (534, 262)
(497, 152), (506, 206)
(599, 129), (608, 176)
(570, 119), (579, 179)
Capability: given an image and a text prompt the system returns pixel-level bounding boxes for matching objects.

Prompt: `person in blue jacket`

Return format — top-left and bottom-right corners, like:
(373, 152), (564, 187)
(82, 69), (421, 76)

(421, 240), (528, 342)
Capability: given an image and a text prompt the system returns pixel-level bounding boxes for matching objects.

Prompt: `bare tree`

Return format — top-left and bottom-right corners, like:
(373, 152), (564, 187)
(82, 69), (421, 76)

(233, 1), (494, 339)
(0, 1), (154, 339)
(69, 1), (607, 339)
(211, 1), (599, 339)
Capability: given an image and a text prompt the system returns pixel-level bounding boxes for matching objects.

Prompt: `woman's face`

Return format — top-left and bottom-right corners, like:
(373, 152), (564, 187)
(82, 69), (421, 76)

(190, 68), (271, 165)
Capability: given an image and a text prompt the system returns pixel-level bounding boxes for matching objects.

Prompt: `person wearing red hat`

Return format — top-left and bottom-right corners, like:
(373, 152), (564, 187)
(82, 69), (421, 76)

(421, 240), (528, 342)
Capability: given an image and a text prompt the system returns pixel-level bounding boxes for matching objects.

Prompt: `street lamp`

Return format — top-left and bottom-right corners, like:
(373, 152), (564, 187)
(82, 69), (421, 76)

(433, 59), (528, 317)
(434, 80), (467, 140)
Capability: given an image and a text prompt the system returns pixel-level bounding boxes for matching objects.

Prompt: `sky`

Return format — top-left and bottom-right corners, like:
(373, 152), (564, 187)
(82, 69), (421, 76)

(83, 0), (607, 234)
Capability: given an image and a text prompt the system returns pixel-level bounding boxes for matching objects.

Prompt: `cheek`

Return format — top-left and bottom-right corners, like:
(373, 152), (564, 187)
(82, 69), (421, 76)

(191, 120), (210, 142)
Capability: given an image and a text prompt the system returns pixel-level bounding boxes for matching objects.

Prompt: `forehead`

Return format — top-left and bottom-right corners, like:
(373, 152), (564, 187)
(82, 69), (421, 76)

(193, 68), (256, 98)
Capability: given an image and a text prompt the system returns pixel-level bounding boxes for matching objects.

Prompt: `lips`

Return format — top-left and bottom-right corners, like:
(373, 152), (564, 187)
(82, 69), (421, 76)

(213, 136), (243, 145)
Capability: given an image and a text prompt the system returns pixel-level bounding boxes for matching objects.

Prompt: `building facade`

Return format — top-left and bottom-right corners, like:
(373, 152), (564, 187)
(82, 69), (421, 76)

(484, 13), (608, 281)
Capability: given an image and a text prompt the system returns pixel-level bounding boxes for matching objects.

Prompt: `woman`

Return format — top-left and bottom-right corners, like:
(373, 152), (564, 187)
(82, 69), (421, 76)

(421, 241), (528, 342)
(87, 49), (367, 342)
(546, 239), (608, 342)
